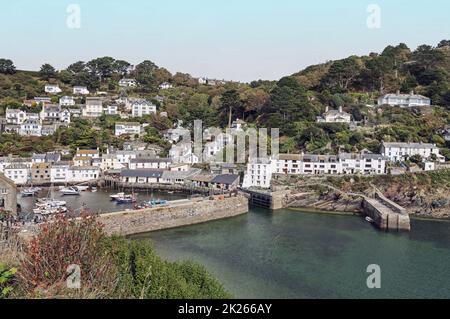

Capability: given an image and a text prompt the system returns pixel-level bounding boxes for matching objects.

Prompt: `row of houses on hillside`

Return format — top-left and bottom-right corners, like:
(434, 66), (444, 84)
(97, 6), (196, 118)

(243, 141), (446, 189)
(378, 91), (431, 107)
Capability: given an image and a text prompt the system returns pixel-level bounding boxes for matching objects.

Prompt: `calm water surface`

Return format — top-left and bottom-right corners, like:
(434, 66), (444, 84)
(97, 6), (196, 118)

(134, 208), (450, 299)
(18, 188), (186, 215)
(19, 191), (450, 298)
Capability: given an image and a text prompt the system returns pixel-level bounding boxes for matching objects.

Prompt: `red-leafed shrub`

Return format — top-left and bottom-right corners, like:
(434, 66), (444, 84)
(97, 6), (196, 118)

(18, 213), (118, 298)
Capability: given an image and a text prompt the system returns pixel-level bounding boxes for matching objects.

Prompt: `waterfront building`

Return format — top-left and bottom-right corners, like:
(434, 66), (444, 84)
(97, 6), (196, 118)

(378, 91), (431, 107)
(381, 142), (445, 163)
(73, 156), (92, 167)
(0, 173), (17, 215)
(50, 162), (71, 183)
(4, 164), (30, 185)
(210, 174), (240, 191)
(242, 158), (274, 189)
(273, 153), (388, 176)
(129, 158), (172, 170)
(186, 174), (214, 189)
(101, 153), (126, 171)
(68, 166), (100, 183)
(31, 162), (51, 184)
(120, 169), (164, 184)
(160, 168), (202, 185)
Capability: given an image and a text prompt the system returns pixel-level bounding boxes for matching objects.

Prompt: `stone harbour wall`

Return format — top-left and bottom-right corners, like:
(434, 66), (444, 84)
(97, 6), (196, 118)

(99, 195), (249, 236)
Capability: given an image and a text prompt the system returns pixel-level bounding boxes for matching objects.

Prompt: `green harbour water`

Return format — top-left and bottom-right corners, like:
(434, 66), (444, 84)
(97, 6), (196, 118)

(134, 208), (450, 299)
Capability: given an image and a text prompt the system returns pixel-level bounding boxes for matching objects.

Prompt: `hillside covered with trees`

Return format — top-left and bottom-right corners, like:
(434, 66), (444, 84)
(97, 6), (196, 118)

(1, 40), (450, 157)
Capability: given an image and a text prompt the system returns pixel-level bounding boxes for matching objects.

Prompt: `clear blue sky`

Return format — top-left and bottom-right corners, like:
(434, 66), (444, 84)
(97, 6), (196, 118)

(1, 0), (449, 82)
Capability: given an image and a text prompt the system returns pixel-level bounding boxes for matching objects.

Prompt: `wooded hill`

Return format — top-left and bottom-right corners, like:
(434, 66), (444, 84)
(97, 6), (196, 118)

(1, 40), (450, 157)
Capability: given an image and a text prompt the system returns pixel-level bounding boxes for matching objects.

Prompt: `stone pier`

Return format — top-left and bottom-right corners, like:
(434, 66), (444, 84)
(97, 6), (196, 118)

(99, 195), (249, 236)
(362, 191), (411, 231)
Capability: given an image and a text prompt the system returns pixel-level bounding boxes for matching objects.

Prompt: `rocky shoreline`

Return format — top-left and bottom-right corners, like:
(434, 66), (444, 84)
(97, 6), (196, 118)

(285, 189), (450, 220)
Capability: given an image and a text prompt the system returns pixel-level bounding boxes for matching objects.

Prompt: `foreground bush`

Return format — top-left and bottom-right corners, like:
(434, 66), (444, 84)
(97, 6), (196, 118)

(106, 237), (232, 299)
(12, 214), (231, 299)
(18, 214), (118, 298)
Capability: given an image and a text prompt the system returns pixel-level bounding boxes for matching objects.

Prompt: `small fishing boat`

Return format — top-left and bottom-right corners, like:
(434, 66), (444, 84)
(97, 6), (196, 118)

(110, 192), (125, 200)
(21, 189), (37, 197)
(60, 187), (80, 196)
(148, 199), (168, 207)
(116, 194), (137, 204)
(365, 216), (374, 223)
(33, 206), (67, 216)
(75, 186), (90, 192)
(36, 198), (67, 207)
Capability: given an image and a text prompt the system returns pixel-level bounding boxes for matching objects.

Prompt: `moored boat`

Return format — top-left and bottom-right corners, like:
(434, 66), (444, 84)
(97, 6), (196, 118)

(110, 192), (125, 200)
(116, 194), (137, 204)
(60, 187), (80, 196)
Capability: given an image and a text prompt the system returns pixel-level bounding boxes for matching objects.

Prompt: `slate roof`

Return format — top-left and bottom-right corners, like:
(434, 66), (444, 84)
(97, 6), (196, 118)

(210, 174), (239, 185)
(382, 142), (437, 149)
(120, 169), (164, 178)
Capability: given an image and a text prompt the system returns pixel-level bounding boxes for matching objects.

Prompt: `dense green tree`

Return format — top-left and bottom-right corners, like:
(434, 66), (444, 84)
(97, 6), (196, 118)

(219, 90), (244, 127)
(321, 56), (362, 92)
(67, 61), (86, 74)
(135, 60), (158, 89)
(154, 67), (173, 85)
(39, 63), (57, 80)
(0, 59), (16, 74)
(113, 60), (131, 76)
(261, 77), (317, 135)
(71, 70), (100, 90)
(58, 70), (73, 84)
(87, 56), (116, 82)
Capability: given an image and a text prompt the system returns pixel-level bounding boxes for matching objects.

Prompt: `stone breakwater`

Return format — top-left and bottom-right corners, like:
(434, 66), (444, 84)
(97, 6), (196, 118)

(99, 195), (249, 236)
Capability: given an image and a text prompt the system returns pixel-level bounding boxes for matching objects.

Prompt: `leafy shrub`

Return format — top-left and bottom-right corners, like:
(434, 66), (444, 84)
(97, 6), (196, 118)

(18, 214), (118, 298)
(106, 237), (232, 299)
(0, 263), (16, 298)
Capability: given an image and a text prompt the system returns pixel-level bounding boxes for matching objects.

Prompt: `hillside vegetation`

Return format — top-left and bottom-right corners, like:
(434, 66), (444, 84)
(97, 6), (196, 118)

(1, 40), (450, 157)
